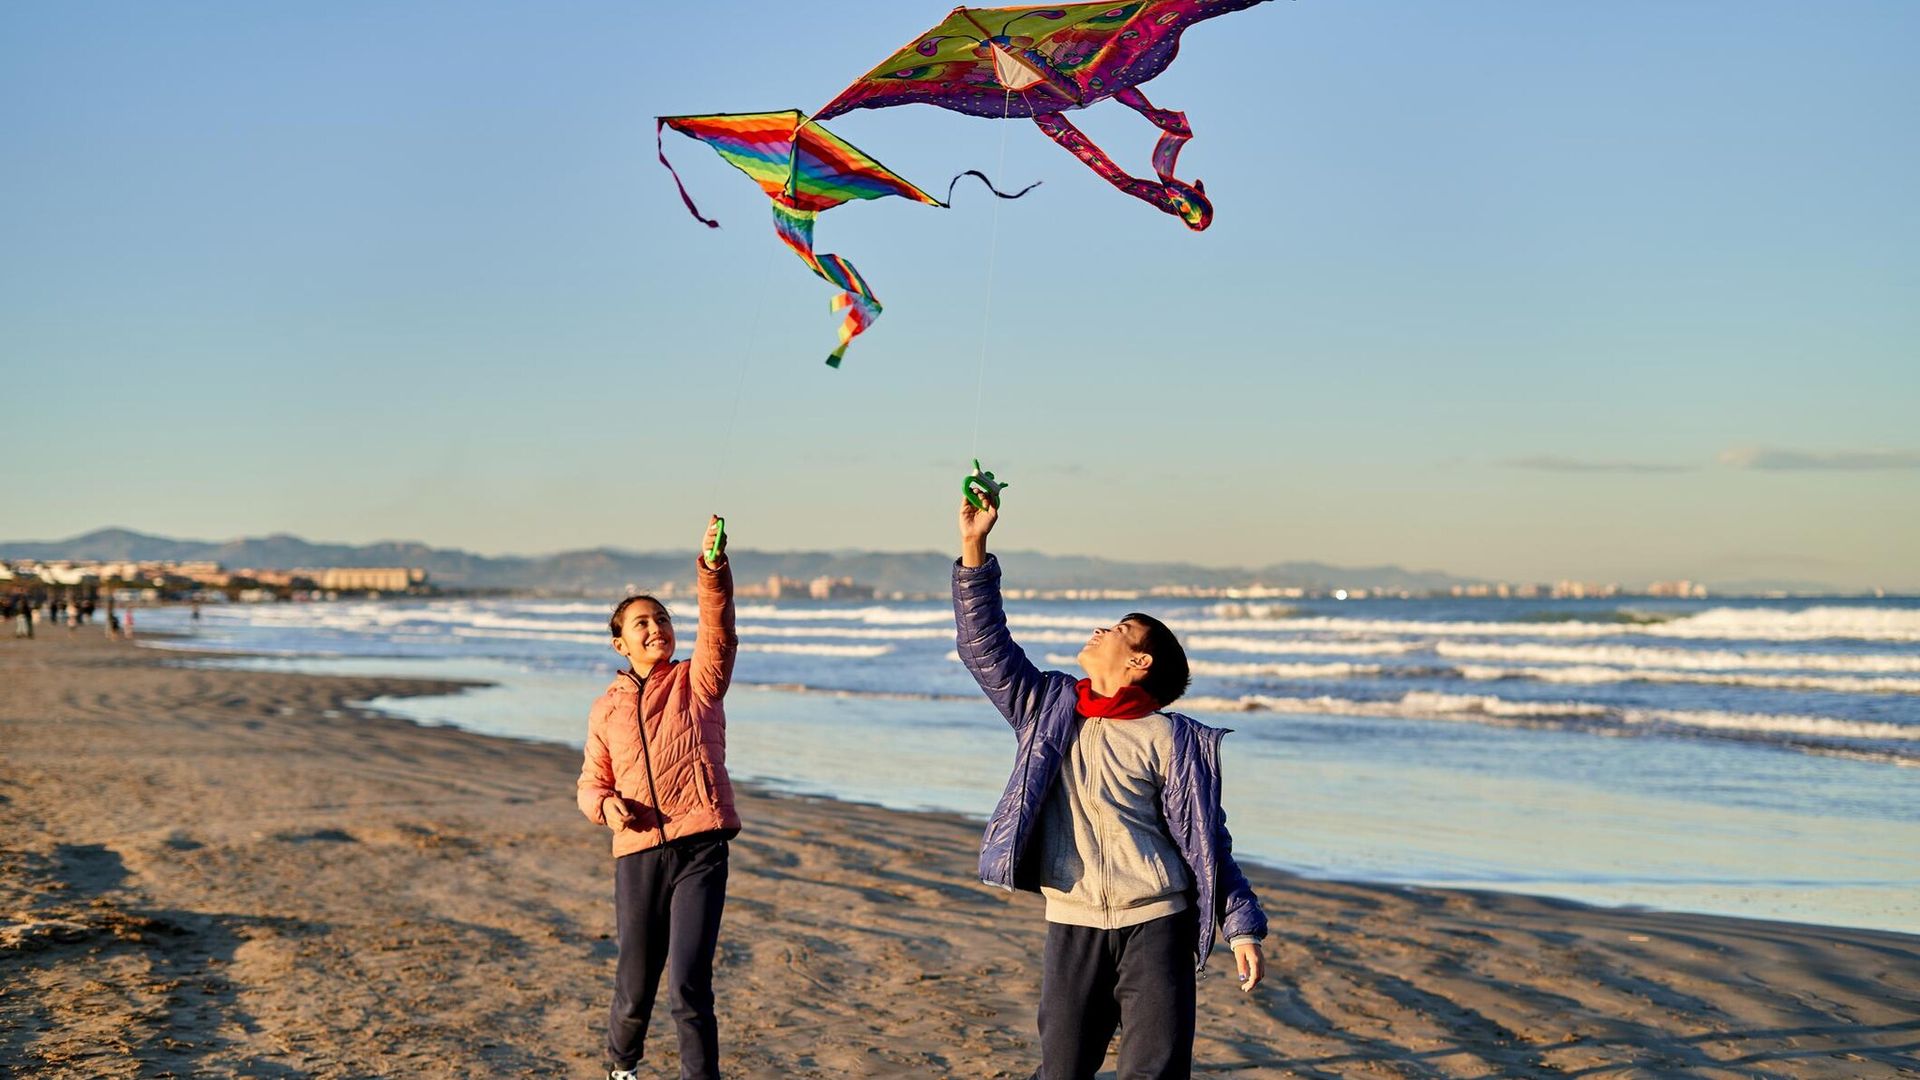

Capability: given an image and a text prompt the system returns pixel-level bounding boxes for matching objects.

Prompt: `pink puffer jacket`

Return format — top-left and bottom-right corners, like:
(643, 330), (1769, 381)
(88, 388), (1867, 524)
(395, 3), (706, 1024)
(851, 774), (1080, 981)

(576, 559), (739, 857)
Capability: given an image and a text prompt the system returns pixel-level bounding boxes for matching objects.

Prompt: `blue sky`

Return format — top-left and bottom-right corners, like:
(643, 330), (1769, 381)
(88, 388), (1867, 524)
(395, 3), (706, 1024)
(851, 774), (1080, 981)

(3, 1), (1915, 588)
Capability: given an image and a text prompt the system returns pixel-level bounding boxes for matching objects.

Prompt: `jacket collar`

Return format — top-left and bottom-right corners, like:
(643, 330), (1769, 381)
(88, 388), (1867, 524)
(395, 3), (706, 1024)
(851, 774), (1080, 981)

(616, 659), (673, 691)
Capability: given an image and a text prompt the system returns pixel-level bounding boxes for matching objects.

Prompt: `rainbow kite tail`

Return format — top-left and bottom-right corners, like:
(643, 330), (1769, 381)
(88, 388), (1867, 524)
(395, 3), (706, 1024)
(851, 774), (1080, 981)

(772, 200), (885, 367)
(827, 292), (882, 368)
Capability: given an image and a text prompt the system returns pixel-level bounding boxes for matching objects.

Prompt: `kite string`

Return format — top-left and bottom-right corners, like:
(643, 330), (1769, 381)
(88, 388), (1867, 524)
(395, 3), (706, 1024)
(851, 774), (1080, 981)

(969, 89), (1015, 459)
(709, 233), (781, 513)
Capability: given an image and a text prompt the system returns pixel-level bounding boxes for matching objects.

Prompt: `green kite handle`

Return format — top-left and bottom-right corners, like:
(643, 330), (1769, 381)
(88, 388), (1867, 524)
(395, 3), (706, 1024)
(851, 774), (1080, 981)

(707, 517), (726, 566)
(963, 458), (1009, 511)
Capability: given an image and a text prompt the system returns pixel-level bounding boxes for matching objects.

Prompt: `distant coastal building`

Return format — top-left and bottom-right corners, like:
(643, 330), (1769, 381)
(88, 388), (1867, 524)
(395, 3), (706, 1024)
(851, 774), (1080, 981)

(808, 576), (874, 601)
(735, 574), (874, 600)
(1552, 580), (1620, 599)
(1148, 584), (1308, 599)
(303, 567), (427, 592)
(1451, 583), (1549, 599)
(1644, 580), (1708, 598)
(0, 557), (436, 599)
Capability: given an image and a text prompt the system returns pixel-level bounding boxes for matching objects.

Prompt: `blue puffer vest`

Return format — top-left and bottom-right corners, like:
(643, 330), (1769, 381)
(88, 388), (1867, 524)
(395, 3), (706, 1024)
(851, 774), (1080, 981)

(954, 556), (1268, 973)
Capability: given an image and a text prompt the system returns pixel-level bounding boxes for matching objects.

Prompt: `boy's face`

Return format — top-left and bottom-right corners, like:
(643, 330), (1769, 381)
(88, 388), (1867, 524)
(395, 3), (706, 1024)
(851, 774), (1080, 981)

(612, 600), (675, 669)
(1077, 618), (1151, 687)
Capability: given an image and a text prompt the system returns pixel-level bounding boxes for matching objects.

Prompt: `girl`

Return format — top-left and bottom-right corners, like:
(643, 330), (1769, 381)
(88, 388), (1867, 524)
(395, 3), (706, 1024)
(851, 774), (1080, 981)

(577, 515), (739, 1080)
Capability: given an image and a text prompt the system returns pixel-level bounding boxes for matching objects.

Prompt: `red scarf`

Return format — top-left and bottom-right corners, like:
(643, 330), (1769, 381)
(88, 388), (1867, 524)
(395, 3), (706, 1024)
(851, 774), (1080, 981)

(1075, 678), (1160, 720)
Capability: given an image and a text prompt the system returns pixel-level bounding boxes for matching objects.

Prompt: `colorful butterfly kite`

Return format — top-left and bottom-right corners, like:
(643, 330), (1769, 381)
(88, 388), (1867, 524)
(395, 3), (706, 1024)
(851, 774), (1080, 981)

(817, 1), (1272, 231)
(657, 110), (1032, 367)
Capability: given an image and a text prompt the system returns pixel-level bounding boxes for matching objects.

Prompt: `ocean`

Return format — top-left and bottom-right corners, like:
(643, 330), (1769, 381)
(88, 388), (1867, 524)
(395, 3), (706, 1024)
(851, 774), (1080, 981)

(134, 592), (1920, 934)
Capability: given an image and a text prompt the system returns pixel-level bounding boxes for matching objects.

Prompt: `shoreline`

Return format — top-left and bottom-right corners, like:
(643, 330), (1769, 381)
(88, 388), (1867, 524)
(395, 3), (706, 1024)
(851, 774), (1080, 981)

(4, 631), (1918, 1077)
(155, 646), (1920, 936)
(111, 639), (1920, 934)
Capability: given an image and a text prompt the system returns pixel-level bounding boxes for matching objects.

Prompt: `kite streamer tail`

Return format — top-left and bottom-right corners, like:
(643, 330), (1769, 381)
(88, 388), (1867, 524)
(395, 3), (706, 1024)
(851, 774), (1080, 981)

(1031, 103), (1214, 231)
(1113, 87), (1199, 189)
(941, 170), (1042, 206)
(772, 201), (883, 367)
(655, 118), (722, 228)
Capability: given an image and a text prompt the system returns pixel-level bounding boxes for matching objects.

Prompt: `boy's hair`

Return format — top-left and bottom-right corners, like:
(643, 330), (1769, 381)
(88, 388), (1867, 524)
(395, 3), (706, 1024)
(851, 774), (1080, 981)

(1124, 612), (1191, 706)
(608, 594), (667, 638)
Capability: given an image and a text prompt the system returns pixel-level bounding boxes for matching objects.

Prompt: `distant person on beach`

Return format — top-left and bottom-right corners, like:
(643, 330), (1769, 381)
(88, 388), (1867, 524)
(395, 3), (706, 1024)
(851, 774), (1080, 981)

(953, 494), (1268, 1080)
(577, 516), (738, 1080)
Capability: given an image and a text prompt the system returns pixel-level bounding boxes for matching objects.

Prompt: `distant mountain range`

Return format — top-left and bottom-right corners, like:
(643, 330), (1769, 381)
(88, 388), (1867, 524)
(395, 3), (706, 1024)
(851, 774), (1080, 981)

(0, 528), (1485, 596)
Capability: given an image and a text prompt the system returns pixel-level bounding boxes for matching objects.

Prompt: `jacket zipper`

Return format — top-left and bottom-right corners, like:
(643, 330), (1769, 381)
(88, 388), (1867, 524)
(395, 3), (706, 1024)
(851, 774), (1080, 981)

(628, 671), (669, 849)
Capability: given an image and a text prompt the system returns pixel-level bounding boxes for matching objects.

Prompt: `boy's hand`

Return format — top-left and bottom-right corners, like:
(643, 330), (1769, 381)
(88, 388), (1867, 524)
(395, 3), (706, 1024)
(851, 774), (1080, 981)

(958, 496), (998, 568)
(602, 796), (635, 832)
(1233, 941), (1265, 992)
(701, 515), (727, 568)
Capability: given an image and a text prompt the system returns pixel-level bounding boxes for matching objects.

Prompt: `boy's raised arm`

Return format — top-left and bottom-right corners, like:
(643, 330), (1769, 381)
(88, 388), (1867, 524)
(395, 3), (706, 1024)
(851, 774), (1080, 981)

(692, 514), (738, 704)
(953, 495), (1049, 729)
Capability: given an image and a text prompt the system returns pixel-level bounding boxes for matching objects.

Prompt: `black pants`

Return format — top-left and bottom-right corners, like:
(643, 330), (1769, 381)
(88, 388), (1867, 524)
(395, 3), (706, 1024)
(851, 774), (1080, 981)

(609, 837), (729, 1077)
(1035, 909), (1198, 1080)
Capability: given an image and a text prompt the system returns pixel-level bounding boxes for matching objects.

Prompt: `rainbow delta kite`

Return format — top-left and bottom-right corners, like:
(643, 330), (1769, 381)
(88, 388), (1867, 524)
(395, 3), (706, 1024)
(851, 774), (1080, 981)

(656, 110), (1031, 367)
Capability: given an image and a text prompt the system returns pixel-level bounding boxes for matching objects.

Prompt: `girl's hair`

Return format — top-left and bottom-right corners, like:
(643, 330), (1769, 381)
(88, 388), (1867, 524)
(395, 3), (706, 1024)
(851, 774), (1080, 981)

(608, 594), (668, 637)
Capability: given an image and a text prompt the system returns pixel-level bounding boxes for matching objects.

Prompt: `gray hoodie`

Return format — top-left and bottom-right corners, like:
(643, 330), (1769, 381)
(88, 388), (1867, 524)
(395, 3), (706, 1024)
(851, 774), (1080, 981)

(1034, 713), (1194, 929)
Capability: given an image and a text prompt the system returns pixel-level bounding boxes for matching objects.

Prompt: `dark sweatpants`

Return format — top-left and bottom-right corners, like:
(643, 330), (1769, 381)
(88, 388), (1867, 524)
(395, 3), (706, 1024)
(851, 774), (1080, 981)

(1035, 909), (1198, 1080)
(609, 837), (729, 1077)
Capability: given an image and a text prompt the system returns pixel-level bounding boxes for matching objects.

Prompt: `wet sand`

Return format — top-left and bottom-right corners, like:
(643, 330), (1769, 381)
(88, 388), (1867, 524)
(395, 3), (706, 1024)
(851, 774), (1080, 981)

(3, 631), (1917, 1078)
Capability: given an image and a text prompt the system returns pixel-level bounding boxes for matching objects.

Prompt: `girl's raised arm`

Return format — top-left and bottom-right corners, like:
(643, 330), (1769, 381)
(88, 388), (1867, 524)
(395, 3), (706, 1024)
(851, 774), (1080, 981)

(692, 515), (737, 704)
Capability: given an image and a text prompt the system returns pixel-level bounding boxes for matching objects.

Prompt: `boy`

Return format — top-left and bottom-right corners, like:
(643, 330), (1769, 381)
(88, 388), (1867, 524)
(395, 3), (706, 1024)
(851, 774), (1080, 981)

(953, 494), (1267, 1080)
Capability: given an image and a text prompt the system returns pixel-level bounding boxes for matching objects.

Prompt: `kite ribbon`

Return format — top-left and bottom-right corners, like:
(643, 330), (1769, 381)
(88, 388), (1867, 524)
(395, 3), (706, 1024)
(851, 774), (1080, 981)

(656, 119), (722, 229)
(1031, 88), (1214, 230)
(943, 170), (1043, 205)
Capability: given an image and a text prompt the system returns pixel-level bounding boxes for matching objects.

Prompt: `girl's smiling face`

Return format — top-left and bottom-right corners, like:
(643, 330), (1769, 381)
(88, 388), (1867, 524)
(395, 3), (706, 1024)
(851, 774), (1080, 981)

(612, 599), (675, 669)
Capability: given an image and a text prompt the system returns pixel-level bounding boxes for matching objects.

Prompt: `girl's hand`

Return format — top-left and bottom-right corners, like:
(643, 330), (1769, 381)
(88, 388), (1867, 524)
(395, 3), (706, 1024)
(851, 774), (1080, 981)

(702, 515), (727, 567)
(603, 796), (635, 832)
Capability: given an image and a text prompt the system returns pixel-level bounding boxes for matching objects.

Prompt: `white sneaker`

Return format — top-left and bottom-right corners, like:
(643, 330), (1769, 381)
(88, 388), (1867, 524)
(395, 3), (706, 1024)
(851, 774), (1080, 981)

(608, 1070), (639, 1080)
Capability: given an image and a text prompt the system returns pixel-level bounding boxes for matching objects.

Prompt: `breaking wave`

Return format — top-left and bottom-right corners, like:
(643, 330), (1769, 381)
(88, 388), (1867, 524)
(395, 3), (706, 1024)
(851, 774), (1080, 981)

(1176, 692), (1917, 764)
(1171, 606), (1920, 643)
(1435, 640), (1920, 674)
(1454, 664), (1920, 695)
(743, 642), (894, 659)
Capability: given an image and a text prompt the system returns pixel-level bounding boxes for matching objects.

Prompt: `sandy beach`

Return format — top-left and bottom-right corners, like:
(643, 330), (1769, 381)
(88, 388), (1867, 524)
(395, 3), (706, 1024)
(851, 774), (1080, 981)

(3, 631), (1917, 1078)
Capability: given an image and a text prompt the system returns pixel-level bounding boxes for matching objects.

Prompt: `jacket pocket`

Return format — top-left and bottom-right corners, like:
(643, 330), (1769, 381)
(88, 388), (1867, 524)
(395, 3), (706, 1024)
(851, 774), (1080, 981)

(1141, 845), (1178, 894)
